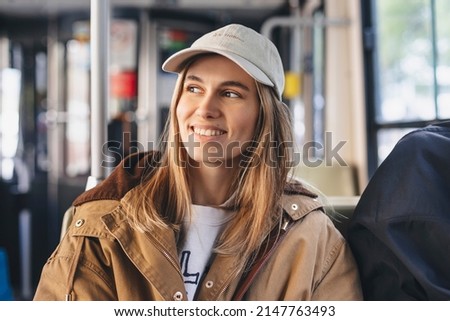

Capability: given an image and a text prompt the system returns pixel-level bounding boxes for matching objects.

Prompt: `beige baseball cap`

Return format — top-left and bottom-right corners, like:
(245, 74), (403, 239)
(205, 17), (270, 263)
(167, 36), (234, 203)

(162, 24), (285, 100)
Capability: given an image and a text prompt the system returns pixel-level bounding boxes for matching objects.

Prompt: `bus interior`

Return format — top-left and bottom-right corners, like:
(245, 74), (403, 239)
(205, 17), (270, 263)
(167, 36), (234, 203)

(0, 0), (449, 300)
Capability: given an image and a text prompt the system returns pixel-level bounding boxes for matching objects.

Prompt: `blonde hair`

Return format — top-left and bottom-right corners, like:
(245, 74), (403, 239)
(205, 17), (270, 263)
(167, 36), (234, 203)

(127, 56), (294, 271)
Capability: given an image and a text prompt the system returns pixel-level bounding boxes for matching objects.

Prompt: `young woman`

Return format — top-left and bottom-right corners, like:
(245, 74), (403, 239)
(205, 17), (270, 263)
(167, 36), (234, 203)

(34, 24), (362, 301)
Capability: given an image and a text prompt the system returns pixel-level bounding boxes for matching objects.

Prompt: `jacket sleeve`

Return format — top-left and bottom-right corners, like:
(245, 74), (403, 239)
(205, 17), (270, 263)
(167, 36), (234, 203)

(33, 234), (118, 301)
(311, 236), (363, 300)
(348, 217), (450, 300)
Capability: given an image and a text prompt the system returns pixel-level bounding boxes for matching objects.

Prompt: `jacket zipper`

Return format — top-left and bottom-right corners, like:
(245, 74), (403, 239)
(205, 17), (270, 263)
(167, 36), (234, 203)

(144, 233), (183, 278)
(109, 207), (182, 278)
(216, 278), (232, 300)
(215, 267), (240, 300)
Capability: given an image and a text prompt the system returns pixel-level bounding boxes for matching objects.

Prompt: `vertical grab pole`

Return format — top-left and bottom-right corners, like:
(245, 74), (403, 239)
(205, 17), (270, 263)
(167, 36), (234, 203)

(87, 0), (110, 190)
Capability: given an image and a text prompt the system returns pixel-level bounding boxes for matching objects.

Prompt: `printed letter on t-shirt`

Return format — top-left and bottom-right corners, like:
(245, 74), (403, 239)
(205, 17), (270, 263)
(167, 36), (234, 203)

(180, 250), (200, 284)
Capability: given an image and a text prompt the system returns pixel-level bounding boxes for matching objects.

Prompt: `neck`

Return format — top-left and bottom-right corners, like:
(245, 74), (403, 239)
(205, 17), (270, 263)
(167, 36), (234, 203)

(188, 163), (238, 206)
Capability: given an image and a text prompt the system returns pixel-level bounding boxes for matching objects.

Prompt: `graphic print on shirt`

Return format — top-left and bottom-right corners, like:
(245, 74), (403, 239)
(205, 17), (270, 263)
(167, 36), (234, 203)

(180, 250), (200, 284)
(179, 204), (228, 300)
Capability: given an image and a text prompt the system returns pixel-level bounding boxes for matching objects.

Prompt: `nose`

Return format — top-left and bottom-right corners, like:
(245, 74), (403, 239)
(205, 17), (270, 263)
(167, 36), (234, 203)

(195, 94), (220, 119)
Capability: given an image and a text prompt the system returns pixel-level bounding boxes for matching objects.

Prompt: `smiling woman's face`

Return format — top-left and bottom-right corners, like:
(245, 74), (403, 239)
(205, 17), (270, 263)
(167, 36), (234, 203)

(176, 54), (260, 167)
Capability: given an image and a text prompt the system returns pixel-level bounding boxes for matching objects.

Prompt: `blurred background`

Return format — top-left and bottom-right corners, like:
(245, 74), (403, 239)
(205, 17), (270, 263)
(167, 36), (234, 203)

(0, 0), (448, 300)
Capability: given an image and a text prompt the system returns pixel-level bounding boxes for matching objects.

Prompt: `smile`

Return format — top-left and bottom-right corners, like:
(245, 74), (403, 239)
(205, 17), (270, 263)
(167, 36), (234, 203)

(192, 127), (226, 137)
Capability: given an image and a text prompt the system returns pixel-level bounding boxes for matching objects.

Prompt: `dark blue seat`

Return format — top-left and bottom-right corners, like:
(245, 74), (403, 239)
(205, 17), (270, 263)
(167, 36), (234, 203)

(0, 247), (13, 300)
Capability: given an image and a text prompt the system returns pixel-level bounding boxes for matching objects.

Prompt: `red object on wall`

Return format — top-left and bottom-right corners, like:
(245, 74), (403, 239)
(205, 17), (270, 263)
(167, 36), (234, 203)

(111, 71), (137, 99)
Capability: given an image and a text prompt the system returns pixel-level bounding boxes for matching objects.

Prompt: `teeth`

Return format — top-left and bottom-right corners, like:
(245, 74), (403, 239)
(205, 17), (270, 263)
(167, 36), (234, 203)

(193, 127), (225, 136)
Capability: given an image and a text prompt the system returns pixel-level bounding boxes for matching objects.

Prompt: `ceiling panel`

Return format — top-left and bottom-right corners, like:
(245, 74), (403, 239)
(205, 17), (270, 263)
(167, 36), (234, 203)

(0, 0), (287, 17)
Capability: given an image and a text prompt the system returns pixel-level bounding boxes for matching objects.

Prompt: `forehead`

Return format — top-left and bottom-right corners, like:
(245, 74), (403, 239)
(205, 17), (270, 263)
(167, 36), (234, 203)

(185, 54), (254, 83)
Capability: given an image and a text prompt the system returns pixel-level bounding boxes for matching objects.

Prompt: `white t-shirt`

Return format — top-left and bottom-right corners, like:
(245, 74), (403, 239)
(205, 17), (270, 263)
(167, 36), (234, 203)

(179, 204), (229, 300)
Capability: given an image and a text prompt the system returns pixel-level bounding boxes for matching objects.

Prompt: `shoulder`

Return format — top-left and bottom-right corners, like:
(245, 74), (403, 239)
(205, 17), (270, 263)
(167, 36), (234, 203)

(390, 120), (450, 161)
(61, 199), (122, 240)
(288, 207), (345, 247)
(281, 180), (345, 252)
(281, 180), (324, 221)
(61, 150), (161, 238)
(73, 150), (161, 207)
(281, 179), (346, 242)
(352, 121), (450, 225)
(282, 179), (349, 248)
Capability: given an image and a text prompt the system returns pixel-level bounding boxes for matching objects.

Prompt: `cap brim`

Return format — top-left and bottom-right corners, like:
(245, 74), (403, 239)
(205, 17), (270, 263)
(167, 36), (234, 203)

(162, 47), (274, 87)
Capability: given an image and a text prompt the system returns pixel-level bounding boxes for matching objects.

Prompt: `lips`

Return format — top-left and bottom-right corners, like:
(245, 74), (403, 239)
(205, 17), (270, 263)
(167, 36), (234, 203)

(191, 126), (226, 137)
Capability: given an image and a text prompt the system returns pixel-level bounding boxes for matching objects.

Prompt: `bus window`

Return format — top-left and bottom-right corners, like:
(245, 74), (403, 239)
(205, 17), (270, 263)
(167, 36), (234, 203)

(365, 0), (450, 170)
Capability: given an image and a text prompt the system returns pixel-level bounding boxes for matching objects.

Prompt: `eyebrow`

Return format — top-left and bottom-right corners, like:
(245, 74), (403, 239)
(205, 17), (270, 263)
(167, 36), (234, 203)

(185, 74), (251, 92)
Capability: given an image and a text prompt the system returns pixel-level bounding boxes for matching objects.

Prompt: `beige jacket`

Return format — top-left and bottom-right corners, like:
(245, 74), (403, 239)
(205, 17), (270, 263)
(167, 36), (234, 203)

(33, 152), (362, 301)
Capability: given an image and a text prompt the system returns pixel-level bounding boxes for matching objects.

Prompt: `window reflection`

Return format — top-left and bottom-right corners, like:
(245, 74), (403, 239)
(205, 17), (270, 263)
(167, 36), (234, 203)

(0, 68), (21, 180)
(65, 39), (90, 177)
(377, 128), (416, 164)
(375, 0), (450, 165)
(377, 0), (435, 123)
(436, 0), (450, 118)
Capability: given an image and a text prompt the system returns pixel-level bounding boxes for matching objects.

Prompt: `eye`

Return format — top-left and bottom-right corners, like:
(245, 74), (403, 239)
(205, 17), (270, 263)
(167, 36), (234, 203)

(223, 90), (240, 98)
(187, 85), (202, 94)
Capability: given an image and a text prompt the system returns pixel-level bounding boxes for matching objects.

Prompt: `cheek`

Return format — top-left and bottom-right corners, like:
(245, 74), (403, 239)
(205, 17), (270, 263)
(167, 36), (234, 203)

(175, 103), (189, 129)
(240, 107), (260, 140)
(175, 105), (182, 125)
(176, 94), (196, 124)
